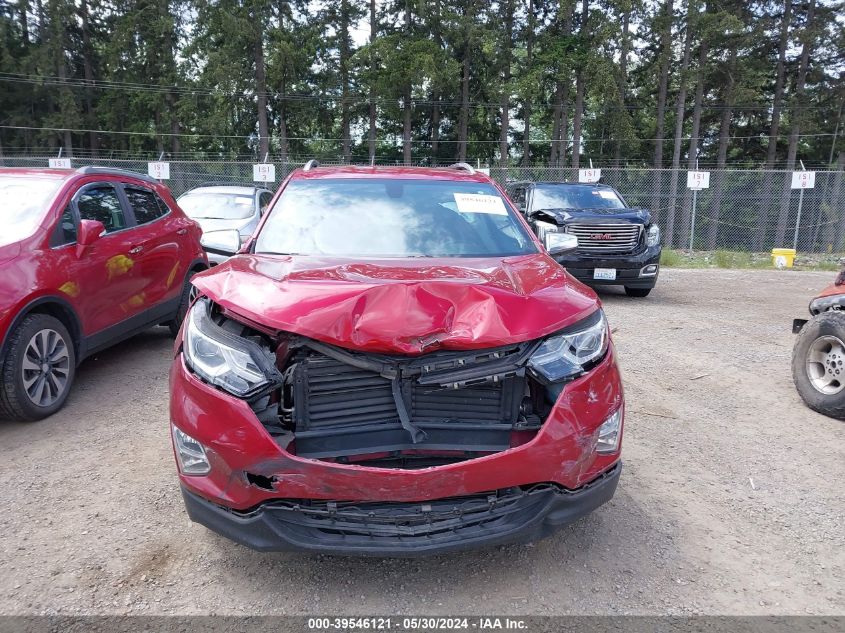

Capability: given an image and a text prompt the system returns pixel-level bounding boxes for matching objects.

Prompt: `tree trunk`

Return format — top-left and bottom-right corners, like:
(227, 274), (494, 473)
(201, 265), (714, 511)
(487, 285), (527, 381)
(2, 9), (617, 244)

(498, 0), (513, 168)
(755, 0), (792, 250)
(550, 80), (564, 167)
(651, 0), (673, 223)
(570, 0), (588, 170)
(678, 36), (709, 247)
(551, 1), (575, 168)
(522, 0), (534, 166)
(340, 0), (351, 162)
(614, 5), (631, 166)
(279, 79), (288, 164)
(775, 0), (815, 247)
(253, 20), (270, 159)
(705, 47), (736, 250)
(666, 0), (693, 248)
(19, 1), (30, 45)
(766, 0), (792, 167)
(458, 46), (470, 162)
(368, 0), (377, 161)
(79, 0), (98, 155)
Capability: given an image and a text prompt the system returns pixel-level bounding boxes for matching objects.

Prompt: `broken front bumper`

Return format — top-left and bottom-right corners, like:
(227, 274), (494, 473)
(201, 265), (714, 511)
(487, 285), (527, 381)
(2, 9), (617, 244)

(180, 463), (621, 556)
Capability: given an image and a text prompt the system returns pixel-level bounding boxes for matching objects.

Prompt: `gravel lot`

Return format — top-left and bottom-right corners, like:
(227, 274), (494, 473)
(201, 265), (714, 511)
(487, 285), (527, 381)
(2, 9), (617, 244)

(0, 268), (842, 616)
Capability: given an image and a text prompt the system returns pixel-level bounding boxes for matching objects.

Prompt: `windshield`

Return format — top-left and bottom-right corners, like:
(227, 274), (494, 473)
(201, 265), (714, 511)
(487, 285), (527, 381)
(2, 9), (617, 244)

(532, 185), (626, 211)
(0, 176), (63, 247)
(178, 192), (255, 220)
(254, 178), (537, 258)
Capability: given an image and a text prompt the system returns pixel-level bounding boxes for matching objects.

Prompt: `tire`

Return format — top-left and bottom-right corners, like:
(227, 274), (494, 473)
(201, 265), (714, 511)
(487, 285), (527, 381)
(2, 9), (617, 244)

(624, 286), (652, 297)
(168, 270), (201, 337)
(791, 310), (845, 420)
(0, 314), (77, 422)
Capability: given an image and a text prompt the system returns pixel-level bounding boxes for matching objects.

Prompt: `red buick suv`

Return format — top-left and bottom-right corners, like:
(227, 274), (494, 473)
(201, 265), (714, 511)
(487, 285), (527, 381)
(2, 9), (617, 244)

(170, 162), (623, 556)
(0, 167), (206, 422)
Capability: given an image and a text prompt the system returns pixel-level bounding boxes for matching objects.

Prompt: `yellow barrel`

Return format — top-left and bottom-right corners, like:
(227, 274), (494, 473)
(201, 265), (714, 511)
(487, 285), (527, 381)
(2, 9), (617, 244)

(771, 248), (796, 268)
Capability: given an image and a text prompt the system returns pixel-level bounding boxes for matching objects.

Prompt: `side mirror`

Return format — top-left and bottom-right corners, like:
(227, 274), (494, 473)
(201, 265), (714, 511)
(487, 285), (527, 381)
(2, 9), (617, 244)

(201, 229), (241, 257)
(544, 232), (578, 257)
(75, 219), (106, 257)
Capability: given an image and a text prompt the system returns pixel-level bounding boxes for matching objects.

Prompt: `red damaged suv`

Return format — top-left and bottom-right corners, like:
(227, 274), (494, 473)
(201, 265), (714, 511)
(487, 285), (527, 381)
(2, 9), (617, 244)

(170, 162), (624, 555)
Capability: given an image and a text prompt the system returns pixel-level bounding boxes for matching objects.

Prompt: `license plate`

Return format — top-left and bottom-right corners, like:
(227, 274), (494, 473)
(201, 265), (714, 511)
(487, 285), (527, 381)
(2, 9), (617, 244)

(593, 268), (617, 281)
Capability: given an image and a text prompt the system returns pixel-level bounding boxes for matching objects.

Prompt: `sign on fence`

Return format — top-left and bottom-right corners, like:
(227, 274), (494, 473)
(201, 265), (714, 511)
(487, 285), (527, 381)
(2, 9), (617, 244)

(48, 158), (71, 169)
(687, 171), (710, 190)
(147, 162), (170, 180)
(253, 163), (276, 183)
(791, 171), (816, 189)
(578, 168), (601, 183)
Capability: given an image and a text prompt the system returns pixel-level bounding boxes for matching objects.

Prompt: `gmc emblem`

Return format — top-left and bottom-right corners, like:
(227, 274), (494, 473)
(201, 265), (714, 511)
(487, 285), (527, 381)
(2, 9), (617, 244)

(589, 233), (614, 240)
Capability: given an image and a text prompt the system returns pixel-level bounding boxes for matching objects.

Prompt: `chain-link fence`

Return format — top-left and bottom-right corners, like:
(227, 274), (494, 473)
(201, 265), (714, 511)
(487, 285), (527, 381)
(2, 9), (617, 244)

(3, 155), (845, 254)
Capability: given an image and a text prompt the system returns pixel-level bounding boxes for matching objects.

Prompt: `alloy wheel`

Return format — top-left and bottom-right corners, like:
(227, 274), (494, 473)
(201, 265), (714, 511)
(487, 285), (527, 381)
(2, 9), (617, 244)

(22, 328), (71, 407)
(806, 335), (845, 395)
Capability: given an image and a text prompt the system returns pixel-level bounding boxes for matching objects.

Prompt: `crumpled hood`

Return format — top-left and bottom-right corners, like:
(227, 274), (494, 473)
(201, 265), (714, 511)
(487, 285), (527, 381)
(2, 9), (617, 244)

(192, 253), (599, 354)
(537, 207), (652, 226)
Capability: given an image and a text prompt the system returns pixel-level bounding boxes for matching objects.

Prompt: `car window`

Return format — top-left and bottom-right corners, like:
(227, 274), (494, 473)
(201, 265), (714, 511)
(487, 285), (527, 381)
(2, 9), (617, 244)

(178, 192), (255, 220)
(531, 185), (626, 211)
(77, 185), (127, 233)
(0, 175), (64, 248)
(255, 178), (537, 258)
(510, 187), (527, 211)
(259, 191), (273, 214)
(52, 204), (77, 246)
(125, 186), (168, 224)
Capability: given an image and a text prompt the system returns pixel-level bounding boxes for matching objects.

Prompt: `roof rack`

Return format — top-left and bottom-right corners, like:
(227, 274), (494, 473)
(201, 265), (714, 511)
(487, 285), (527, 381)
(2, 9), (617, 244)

(75, 166), (159, 184)
(302, 159), (320, 171)
(448, 162), (475, 175)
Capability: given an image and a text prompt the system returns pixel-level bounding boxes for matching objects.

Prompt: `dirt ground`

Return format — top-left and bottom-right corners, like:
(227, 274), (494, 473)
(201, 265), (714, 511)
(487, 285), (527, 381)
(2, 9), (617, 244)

(0, 268), (842, 616)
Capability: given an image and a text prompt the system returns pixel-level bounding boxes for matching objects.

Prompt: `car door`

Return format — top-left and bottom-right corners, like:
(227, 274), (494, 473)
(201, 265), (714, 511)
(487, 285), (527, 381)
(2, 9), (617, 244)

(119, 183), (185, 312)
(50, 182), (147, 336)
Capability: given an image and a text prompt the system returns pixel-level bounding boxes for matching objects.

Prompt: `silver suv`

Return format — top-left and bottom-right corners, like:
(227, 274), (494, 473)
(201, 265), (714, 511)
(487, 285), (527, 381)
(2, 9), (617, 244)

(177, 184), (273, 264)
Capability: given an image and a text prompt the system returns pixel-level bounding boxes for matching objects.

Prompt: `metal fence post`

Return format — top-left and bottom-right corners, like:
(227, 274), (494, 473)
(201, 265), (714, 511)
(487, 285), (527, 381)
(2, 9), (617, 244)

(689, 188), (698, 252)
(792, 187), (804, 251)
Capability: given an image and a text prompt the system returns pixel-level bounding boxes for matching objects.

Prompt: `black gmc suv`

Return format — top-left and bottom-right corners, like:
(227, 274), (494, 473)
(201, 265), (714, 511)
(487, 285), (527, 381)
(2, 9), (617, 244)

(507, 181), (661, 297)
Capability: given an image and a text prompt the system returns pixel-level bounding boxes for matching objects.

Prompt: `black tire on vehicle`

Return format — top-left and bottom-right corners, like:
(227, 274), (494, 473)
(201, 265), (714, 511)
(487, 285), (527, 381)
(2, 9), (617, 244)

(0, 314), (77, 422)
(791, 310), (845, 420)
(168, 270), (201, 337)
(624, 286), (652, 298)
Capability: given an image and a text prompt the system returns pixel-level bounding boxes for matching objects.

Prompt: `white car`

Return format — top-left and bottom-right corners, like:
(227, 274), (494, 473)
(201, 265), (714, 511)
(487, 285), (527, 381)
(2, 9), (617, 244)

(177, 185), (273, 264)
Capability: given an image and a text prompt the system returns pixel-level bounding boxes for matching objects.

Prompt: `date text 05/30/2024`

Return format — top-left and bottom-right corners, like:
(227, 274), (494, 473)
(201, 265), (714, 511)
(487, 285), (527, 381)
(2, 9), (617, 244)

(307, 617), (528, 630)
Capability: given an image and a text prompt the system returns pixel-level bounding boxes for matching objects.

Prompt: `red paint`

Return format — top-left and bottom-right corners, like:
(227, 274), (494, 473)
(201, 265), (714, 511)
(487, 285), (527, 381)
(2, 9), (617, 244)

(171, 166), (622, 514)
(0, 168), (206, 357)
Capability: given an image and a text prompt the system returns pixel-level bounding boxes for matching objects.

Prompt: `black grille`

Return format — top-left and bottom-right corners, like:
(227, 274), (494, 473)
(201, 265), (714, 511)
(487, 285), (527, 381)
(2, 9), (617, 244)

(289, 343), (533, 459)
(260, 485), (558, 548)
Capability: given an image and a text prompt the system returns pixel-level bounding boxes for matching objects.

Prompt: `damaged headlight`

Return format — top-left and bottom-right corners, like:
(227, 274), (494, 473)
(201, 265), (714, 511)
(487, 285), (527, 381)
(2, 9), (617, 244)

(646, 224), (661, 247)
(596, 408), (622, 453)
(183, 298), (279, 398)
(528, 310), (609, 382)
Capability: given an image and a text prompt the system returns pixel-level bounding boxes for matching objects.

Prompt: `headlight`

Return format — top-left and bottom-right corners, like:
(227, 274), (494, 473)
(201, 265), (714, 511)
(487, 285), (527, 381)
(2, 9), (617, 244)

(528, 310), (609, 382)
(596, 408), (622, 453)
(534, 220), (559, 243)
(172, 425), (210, 475)
(646, 224), (660, 247)
(183, 298), (280, 397)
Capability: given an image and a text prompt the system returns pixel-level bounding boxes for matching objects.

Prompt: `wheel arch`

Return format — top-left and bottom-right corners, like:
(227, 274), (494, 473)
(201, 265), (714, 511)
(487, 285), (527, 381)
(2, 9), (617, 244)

(1, 296), (84, 365)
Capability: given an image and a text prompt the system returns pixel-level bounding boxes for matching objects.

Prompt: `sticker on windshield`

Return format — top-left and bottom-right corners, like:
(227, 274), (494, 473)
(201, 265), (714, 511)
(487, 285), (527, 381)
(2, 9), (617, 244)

(453, 193), (508, 215)
(597, 190), (618, 200)
(235, 196), (253, 205)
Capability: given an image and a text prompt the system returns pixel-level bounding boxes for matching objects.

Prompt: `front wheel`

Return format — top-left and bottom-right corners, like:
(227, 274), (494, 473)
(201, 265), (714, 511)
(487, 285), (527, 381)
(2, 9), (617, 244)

(168, 270), (202, 337)
(0, 314), (77, 422)
(791, 310), (845, 420)
(624, 286), (652, 298)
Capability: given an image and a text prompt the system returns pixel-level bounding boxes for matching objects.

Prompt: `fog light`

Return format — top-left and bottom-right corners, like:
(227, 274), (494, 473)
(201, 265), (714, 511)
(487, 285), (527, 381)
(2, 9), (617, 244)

(640, 264), (659, 277)
(172, 425), (210, 475)
(596, 408), (622, 454)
